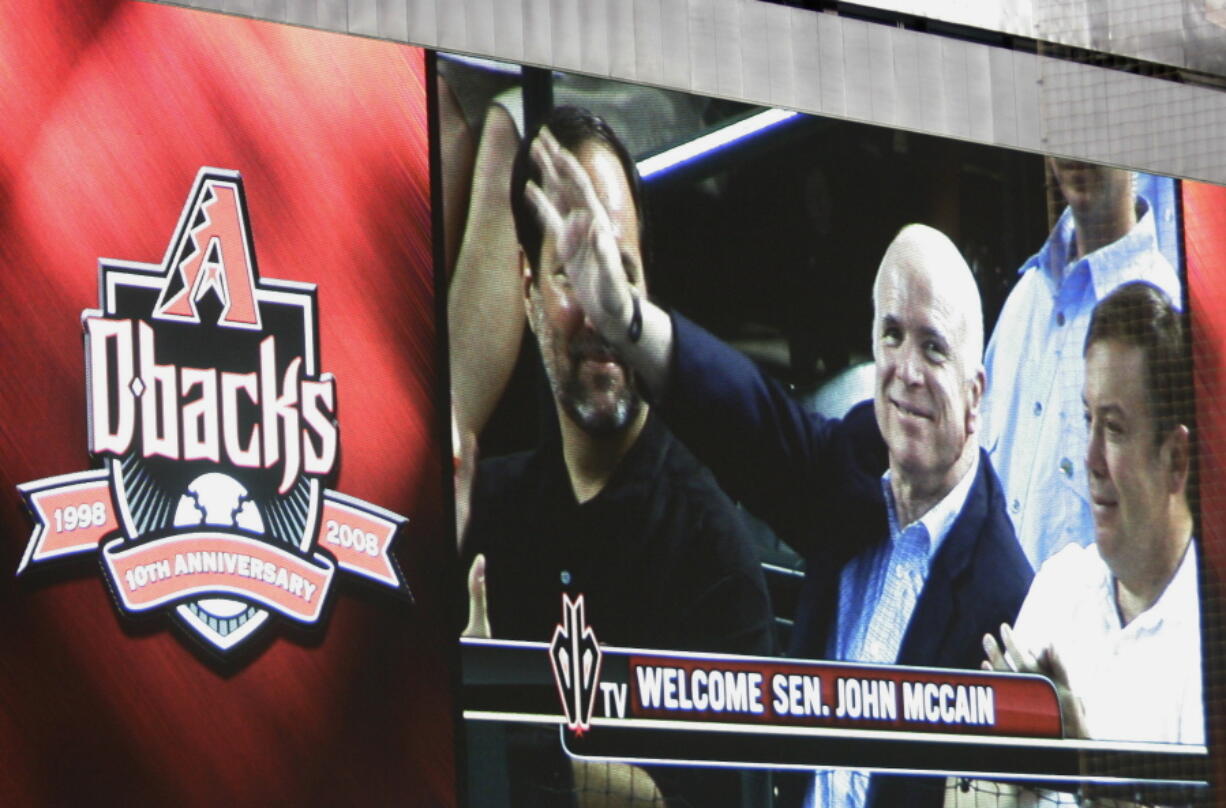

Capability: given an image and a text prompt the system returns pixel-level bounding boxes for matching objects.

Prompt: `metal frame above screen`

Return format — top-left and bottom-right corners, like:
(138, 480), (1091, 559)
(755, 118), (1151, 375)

(152, 0), (1226, 184)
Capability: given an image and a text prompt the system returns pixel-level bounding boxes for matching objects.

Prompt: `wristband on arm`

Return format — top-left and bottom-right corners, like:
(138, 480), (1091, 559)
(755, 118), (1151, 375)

(627, 294), (643, 344)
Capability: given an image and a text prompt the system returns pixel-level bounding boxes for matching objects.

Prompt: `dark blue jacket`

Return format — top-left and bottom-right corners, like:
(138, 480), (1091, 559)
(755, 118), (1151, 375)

(664, 313), (1033, 808)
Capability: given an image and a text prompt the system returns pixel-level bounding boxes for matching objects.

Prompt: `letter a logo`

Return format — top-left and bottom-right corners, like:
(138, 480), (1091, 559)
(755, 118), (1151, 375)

(549, 594), (603, 734)
(15, 167), (412, 665)
(153, 176), (261, 329)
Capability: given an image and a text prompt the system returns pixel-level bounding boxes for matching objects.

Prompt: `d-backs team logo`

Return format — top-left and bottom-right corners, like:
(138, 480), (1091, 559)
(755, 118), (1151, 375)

(17, 168), (411, 656)
(550, 594), (603, 734)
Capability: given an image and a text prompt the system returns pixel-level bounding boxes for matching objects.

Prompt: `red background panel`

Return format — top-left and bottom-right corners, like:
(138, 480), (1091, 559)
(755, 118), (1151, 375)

(0, 2), (454, 805)
(1184, 179), (1226, 798)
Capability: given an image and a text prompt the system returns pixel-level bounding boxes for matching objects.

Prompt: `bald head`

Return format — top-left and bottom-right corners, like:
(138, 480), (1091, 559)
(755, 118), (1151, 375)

(871, 224), (986, 509)
(873, 224), (984, 370)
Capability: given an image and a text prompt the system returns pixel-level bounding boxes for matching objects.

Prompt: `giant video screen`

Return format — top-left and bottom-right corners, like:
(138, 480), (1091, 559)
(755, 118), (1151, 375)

(441, 53), (1212, 807)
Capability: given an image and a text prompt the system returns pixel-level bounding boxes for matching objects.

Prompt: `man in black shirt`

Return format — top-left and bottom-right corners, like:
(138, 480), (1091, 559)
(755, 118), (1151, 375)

(467, 405), (774, 655)
(458, 105), (773, 806)
(462, 104), (772, 655)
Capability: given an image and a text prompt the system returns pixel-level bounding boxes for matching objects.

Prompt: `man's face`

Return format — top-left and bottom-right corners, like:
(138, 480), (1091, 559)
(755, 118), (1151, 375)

(1083, 339), (1174, 579)
(527, 140), (645, 435)
(872, 259), (980, 484)
(1049, 158), (1132, 219)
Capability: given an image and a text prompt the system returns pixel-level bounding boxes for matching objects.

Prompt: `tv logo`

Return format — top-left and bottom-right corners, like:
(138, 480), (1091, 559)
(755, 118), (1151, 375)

(550, 594), (603, 734)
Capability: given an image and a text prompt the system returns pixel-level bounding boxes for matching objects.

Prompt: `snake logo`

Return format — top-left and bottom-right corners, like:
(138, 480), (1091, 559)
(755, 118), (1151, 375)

(549, 594), (603, 734)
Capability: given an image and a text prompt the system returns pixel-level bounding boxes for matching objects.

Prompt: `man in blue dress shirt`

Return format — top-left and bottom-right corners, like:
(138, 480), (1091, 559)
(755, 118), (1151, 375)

(523, 127), (1032, 808)
(982, 160), (1181, 571)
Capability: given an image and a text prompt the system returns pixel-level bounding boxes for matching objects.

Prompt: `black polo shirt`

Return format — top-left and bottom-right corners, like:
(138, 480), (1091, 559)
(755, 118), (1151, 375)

(467, 410), (774, 657)
(465, 411), (775, 807)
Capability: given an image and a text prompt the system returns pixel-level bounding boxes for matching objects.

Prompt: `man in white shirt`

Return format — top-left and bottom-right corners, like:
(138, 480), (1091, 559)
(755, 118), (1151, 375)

(981, 161), (1181, 572)
(983, 281), (1203, 749)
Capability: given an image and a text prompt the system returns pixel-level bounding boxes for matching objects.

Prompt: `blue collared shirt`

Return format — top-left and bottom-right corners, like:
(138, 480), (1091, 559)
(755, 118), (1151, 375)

(808, 454), (979, 808)
(981, 198), (1181, 571)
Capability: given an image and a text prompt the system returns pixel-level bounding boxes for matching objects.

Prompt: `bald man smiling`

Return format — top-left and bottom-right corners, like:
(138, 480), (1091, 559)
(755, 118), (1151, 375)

(528, 132), (1032, 808)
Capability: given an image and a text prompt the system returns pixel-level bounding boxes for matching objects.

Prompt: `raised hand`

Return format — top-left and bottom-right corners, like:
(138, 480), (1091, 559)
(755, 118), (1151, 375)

(1036, 643), (1087, 740)
(452, 409), (477, 553)
(982, 624), (1086, 739)
(524, 126), (634, 342)
(981, 623), (1038, 673)
(462, 554), (491, 639)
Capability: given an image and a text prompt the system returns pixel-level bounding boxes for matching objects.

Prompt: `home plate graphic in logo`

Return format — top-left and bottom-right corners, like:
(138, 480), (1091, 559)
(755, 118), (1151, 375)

(16, 168), (412, 655)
